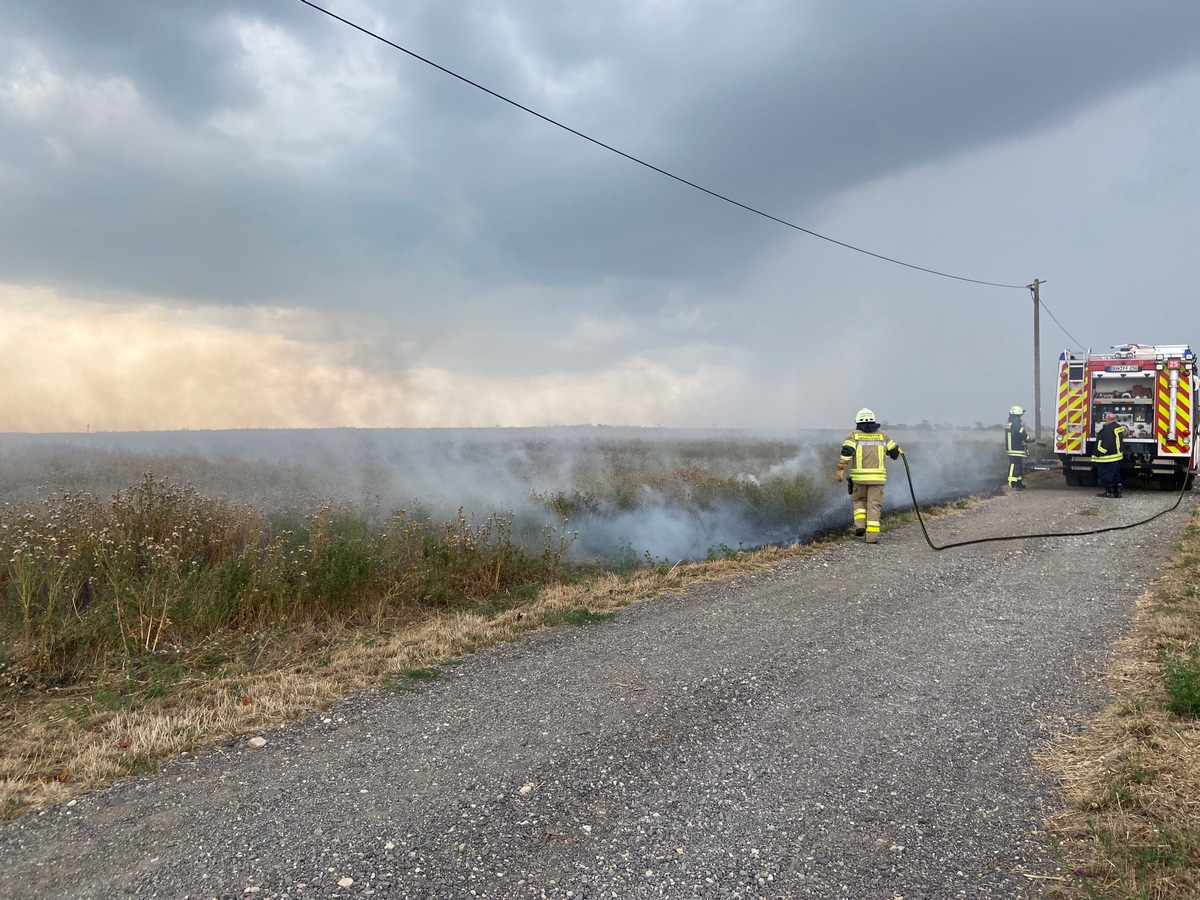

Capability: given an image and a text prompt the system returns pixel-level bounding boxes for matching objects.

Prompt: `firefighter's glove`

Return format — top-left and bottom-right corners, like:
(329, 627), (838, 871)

(846, 477), (854, 495)
(888, 447), (901, 460)
(835, 467), (844, 484)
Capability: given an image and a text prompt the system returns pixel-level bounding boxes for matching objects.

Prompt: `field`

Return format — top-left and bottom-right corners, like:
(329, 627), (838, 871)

(0, 426), (1002, 562)
(0, 426), (1002, 817)
(22, 428), (1200, 897)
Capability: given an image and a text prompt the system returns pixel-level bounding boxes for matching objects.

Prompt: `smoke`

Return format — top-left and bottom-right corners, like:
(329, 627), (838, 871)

(0, 426), (1005, 563)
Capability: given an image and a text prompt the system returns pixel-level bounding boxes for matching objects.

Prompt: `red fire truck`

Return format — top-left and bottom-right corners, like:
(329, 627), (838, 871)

(1054, 343), (1197, 490)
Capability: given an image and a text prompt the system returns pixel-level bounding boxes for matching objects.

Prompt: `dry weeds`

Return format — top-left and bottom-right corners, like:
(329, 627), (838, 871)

(1039, 508), (1200, 898)
(0, 541), (820, 819)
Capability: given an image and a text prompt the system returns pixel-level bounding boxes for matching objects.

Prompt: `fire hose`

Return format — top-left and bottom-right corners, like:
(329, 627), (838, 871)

(897, 438), (1197, 552)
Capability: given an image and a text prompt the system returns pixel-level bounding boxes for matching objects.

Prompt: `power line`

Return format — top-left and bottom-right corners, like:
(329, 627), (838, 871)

(298, 0), (1028, 290)
(1036, 295), (1086, 350)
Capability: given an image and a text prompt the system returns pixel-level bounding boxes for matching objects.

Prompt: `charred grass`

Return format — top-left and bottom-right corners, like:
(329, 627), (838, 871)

(1040, 510), (1200, 898)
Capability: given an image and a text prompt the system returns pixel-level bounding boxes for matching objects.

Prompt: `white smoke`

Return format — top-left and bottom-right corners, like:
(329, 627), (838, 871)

(0, 426), (1006, 562)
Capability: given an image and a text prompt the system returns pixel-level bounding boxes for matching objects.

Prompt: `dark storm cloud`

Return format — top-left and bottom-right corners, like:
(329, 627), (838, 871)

(472, 1), (1200, 282)
(1, 0), (257, 119)
(1, 0), (1199, 314)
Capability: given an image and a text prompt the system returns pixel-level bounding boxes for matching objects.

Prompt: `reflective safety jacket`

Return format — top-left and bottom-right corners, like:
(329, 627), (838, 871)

(840, 430), (899, 484)
(1006, 418), (1029, 458)
(1093, 423), (1125, 464)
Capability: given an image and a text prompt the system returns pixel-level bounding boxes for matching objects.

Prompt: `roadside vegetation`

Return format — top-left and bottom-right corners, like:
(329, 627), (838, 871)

(0, 478), (820, 818)
(0, 438), (860, 819)
(1041, 504), (1200, 898)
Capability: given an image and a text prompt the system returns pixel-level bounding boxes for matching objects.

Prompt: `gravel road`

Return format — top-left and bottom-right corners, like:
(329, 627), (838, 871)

(3, 478), (1195, 900)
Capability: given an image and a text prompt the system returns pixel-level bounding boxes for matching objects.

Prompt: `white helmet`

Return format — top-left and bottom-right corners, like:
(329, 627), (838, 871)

(1009, 405), (1025, 416)
(855, 408), (876, 424)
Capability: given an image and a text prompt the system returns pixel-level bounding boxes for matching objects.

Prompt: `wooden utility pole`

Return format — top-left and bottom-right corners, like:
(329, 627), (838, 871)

(1029, 279), (1045, 456)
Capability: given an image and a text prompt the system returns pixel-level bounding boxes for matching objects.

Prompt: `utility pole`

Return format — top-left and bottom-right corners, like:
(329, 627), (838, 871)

(1029, 279), (1045, 458)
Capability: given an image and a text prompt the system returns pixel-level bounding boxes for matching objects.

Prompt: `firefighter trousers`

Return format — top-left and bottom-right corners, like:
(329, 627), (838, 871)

(1096, 460), (1122, 492)
(851, 482), (884, 543)
(1007, 454), (1025, 487)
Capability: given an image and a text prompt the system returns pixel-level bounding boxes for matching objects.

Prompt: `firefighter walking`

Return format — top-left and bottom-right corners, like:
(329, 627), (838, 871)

(1005, 405), (1029, 490)
(1094, 412), (1125, 498)
(835, 408), (901, 544)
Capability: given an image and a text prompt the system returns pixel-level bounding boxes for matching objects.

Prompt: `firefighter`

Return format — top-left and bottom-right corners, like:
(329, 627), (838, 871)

(1005, 405), (1030, 490)
(835, 408), (901, 544)
(1093, 412), (1125, 498)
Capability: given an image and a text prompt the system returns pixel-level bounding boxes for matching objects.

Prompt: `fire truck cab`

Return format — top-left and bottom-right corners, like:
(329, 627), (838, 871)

(1054, 343), (1197, 490)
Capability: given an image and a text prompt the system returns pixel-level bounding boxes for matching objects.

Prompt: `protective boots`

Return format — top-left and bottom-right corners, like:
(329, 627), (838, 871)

(1096, 486), (1123, 498)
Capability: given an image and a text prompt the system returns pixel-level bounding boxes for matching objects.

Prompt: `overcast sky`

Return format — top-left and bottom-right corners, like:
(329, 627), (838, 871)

(2, 0), (1198, 433)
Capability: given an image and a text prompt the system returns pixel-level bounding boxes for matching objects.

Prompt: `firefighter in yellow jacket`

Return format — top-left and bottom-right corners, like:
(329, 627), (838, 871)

(835, 408), (901, 544)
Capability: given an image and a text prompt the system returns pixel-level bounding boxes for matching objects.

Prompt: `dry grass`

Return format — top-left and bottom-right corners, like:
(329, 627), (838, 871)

(0, 540), (820, 819)
(0, 490), (1010, 825)
(1039, 509), (1200, 898)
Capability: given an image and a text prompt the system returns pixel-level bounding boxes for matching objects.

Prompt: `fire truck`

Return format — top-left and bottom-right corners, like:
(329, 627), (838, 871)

(1054, 343), (1198, 490)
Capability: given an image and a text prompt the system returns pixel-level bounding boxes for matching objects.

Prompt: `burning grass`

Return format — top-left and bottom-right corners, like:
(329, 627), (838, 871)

(1039, 512), (1200, 898)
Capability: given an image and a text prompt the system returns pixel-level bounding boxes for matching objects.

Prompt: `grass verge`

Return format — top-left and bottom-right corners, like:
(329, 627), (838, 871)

(1039, 508), (1200, 898)
(0, 540), (830, 819)
(0, 483), (987, 821)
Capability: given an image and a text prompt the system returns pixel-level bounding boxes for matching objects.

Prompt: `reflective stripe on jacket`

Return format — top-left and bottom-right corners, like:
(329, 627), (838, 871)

(840, 430), (898, 484)
(1006, 419), (1028, 458)
(1093, 423), (1125, 463)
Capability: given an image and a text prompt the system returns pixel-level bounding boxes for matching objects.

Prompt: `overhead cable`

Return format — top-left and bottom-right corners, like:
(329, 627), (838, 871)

(1039, 298), (1086, 351)
(298, 0), (1028, 290)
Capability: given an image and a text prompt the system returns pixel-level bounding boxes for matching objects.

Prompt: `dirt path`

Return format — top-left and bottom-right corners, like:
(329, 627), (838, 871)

(2, 478), (1194, 899)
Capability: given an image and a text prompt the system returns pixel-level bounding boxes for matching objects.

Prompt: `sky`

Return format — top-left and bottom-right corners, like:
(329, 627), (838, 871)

(1, 0), (1199, 434)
